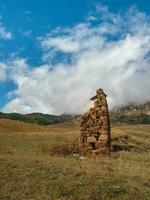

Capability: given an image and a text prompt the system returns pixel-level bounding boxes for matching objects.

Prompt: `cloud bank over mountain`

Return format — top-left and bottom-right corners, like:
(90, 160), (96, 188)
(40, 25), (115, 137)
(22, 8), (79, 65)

(2, 6), (150, 114)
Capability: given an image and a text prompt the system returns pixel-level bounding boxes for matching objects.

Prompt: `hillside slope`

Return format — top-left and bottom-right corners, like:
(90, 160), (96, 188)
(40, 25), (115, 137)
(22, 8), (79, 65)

(0, 119), (46, 134)
(0, 112), (75, 125)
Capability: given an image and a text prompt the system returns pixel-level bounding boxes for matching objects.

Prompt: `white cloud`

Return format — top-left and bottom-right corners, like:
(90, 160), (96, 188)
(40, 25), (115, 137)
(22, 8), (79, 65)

(0, 62), (7, 81)
(40, 23), (107, 62)
(22, 30), (32, 37)
(2, 7), (150, 114)
(0, 18), (12, 40)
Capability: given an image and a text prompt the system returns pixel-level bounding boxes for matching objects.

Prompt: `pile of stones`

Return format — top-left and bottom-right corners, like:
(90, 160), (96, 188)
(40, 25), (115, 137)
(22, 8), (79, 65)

(79, 88), (111, 155)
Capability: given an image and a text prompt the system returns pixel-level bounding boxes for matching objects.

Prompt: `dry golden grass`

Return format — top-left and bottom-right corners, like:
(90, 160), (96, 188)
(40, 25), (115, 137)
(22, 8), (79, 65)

(0, 119), (150, 200)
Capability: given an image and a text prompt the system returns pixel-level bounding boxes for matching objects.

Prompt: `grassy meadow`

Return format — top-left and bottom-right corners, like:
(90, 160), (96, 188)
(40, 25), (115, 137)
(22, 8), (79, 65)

(0, 119), (150, 200)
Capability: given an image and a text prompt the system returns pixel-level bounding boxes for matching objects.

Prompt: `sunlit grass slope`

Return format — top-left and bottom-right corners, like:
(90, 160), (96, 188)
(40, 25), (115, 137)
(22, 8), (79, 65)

(0, 119), (150, 200)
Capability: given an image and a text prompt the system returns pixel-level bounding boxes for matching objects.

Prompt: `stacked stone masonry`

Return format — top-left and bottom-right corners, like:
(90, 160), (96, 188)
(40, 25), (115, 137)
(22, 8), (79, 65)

(79, 88), (111, 155)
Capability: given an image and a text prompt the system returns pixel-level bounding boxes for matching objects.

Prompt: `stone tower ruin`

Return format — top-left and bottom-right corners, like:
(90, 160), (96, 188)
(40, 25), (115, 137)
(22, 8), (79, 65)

(79, 88), (111, 155)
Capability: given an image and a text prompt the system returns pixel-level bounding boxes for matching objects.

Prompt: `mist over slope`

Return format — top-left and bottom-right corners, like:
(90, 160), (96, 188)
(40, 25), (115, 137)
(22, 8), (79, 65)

(112, 101), (150, 114)
(110, 101), (150, 124)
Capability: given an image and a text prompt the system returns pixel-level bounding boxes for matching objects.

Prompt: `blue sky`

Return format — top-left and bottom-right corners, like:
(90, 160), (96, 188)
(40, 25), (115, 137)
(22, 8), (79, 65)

(0, 0), (150, 114)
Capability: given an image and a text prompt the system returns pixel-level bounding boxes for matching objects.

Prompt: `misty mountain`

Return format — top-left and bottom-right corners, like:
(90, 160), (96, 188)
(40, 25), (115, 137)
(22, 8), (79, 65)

(111, 101), (150, 114)
(110, 101), (150, 124)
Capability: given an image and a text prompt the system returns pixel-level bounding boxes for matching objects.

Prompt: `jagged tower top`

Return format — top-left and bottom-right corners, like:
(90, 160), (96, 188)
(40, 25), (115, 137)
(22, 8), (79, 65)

(90, 88), (107, 101)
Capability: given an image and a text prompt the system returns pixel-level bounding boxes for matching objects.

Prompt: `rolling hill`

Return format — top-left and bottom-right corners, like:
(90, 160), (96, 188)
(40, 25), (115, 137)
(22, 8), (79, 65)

(0, 112), (75, 125)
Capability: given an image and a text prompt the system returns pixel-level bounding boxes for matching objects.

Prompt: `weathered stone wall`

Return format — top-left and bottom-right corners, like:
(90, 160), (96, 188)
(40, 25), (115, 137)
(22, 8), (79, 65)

(79, 88), (111, 155)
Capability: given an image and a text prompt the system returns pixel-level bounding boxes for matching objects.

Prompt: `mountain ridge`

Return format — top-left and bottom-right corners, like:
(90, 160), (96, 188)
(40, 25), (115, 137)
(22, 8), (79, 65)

(0, 101), (150, 125)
